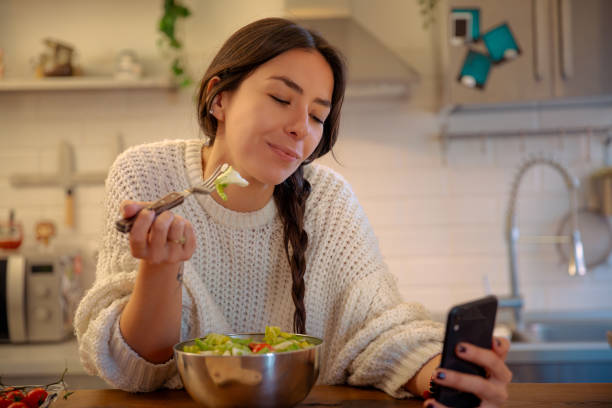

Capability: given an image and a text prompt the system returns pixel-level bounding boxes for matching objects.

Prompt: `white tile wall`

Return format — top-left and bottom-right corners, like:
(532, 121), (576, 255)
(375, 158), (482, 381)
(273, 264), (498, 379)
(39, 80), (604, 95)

(319, 100), (612, 315)
(2, 90), (612, 318)
(1, 0), (611, 318)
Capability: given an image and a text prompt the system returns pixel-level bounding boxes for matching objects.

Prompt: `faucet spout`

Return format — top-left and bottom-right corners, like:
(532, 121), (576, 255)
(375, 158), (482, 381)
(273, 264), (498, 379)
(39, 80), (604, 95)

(504, 157), (586, 327)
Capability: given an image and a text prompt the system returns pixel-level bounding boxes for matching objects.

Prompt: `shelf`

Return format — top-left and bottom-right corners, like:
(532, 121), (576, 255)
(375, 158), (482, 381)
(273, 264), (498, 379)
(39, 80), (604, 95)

(443, 125), (612, 140)
(445, 95), (612, 115)
(0, 76), (176, 91)
(440, 95), (612, 140)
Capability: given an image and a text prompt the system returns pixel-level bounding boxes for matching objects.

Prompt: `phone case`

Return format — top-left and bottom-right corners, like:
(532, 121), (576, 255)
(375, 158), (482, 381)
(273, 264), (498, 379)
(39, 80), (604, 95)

(431, 295), (498, 408)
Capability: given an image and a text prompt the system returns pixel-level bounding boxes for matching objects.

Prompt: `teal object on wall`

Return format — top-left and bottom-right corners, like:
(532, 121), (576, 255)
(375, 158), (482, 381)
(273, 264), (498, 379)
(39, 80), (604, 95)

(482, 22), (521, 63)
(458, 50), (492, 89)
(451, 8), (480, 44)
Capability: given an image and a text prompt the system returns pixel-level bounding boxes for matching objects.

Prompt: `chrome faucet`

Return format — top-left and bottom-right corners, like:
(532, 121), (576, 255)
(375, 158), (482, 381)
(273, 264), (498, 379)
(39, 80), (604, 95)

(502, 157), (587, 328)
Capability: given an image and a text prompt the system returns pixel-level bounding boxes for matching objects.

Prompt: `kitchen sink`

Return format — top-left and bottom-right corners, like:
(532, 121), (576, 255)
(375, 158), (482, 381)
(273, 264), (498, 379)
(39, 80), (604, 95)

(512, 320), (611, 343)
(506, 313), (612, 383)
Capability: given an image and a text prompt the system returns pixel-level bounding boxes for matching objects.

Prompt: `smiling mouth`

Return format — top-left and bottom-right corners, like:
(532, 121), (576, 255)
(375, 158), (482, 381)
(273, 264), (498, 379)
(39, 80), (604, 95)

(267, 142), (300, 160)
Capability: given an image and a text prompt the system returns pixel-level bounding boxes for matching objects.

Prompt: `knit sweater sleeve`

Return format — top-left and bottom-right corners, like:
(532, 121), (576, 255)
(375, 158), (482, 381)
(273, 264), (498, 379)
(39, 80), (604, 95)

(73, 141), (197, 391)
(305, 164), (443, 398)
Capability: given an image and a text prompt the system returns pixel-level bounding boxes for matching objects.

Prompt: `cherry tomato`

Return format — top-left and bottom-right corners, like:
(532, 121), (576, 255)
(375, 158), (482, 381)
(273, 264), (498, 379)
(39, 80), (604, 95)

(0, 388), (15, 396)
(23, 388), (47, 408)
(0, 398), (12, 408)
(7, 402), (29, 408)
(249, 342), (273, 353)
(4, 391), (24, 402)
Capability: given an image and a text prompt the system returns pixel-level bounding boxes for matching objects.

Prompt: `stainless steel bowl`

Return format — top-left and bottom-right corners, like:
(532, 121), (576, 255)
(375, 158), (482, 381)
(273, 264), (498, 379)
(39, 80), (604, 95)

(174, 333), (323, 408)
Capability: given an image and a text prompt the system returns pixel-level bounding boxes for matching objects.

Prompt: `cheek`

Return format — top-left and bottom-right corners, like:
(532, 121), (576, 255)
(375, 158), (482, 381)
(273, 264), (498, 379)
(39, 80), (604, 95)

(224, 109), (280, 174)
(304, 131), (324, 159)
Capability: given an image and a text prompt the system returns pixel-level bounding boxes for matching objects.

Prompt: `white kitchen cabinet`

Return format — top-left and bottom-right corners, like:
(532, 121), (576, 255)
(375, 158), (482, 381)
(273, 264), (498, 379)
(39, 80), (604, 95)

(441, 0), (612, 106)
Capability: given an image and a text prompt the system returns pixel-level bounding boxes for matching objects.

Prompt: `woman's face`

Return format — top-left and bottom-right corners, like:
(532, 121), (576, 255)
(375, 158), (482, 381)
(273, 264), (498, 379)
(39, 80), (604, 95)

(217, 48), (334, 186)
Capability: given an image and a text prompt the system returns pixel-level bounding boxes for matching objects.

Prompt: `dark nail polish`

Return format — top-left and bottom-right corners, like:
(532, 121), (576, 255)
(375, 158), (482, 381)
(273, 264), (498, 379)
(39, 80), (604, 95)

(436, 371), (446, 380)
(458, 344), (467, 353)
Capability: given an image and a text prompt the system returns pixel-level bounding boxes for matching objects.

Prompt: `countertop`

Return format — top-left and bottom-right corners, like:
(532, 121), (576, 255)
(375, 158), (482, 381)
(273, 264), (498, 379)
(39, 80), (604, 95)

(52, 383), (612, 407)
(0, 338), (86, 376)
(4, 335), (609, 375)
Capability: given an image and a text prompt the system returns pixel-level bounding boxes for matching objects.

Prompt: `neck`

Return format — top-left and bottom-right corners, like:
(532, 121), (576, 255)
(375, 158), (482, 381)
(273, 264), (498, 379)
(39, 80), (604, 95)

(202, 142), (274, 212)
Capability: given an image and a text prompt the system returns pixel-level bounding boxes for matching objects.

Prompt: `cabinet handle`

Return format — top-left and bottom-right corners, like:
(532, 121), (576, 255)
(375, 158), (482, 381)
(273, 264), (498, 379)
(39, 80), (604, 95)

(558, 0), (574, 79)
(532, 0), (546, 81)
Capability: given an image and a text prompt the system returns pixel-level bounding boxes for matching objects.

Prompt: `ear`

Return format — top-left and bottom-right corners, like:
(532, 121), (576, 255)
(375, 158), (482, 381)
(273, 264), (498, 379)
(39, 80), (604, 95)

(206, 76), (229, 122)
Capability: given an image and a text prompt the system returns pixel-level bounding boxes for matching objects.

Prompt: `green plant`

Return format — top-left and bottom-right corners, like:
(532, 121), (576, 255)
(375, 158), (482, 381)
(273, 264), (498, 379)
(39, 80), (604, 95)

(418, 0), (439, 29)
(158, 0), (192, 87)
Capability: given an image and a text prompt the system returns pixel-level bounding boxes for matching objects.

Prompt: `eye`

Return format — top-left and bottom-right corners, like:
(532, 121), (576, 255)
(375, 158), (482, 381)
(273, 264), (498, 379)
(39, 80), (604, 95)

(270, 95), (289, 105)
(310, 115), (324, 125)
(270, 94), (325, 124)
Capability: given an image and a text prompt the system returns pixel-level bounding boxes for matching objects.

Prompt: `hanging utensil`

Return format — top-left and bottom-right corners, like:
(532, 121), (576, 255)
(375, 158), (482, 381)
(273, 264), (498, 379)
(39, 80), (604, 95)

(556, 208), (612, 269)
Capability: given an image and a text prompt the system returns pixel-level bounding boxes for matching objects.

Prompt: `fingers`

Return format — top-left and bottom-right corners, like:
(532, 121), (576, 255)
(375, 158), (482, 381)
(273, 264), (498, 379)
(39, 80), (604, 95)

(493, 336), (511, 361)
(454, 341), (513, 384)
(125, 206), (196, 264)
(167, 216), (186, 245)
(423, 398), (448, 408)
(166, 216), (186, 259)
(148, 211), (174, 247)
(129, 209), (155, 258)
(432, 368), (509, 405)
(183, 222), (197, 255)
(148, 211), (175, 263)
(120, 200), (150, 218)
(429, 338), (513, 406)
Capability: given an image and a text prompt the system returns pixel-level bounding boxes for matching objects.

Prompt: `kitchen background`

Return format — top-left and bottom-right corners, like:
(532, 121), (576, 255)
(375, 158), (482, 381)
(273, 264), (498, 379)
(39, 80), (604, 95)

(1, 0), (611, 387)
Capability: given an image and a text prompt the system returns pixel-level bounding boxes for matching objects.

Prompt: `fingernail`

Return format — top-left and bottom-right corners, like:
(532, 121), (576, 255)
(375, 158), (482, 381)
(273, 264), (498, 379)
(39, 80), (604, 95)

(496, 338), (502, 347)
(436, 371), (446, 380)
(458, 344), (467, 353)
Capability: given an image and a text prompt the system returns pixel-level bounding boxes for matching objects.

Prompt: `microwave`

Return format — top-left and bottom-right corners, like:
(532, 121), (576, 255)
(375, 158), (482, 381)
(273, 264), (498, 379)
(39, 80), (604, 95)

(0, 250), (83, 343)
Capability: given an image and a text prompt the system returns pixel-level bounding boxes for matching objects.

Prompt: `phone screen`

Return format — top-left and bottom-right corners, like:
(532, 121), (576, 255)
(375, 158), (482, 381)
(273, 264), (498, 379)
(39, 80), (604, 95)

(433, 295), (498, 408)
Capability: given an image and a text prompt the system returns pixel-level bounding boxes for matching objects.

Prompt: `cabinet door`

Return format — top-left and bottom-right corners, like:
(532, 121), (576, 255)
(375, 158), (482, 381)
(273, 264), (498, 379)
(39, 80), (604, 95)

(443, 0), (554, 105)
(551, 0), (612, 99)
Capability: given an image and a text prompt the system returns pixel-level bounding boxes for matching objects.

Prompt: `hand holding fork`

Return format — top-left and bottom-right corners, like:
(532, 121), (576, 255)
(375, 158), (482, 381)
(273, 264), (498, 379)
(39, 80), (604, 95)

(115, 163), (228, 233)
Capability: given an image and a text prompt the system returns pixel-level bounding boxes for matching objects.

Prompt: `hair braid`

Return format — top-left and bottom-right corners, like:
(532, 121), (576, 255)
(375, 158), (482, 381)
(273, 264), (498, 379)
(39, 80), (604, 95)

(273, 165), (311, 334)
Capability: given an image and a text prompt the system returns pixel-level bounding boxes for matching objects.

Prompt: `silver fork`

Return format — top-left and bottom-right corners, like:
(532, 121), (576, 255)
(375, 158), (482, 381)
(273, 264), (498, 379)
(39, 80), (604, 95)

(115, 163), (228, 233)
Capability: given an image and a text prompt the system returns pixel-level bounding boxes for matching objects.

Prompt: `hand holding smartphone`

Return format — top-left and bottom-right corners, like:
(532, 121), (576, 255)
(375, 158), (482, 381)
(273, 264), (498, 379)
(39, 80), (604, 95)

(431, 295), (498, 408)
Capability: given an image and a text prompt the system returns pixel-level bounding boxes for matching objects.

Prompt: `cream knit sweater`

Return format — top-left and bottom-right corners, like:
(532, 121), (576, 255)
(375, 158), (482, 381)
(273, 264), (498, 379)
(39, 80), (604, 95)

(74, 139), (443, 397)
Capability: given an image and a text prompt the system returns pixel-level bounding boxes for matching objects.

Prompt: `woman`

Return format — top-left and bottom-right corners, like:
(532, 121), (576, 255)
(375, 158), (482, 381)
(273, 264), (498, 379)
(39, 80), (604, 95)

(74, 17), (511, 407)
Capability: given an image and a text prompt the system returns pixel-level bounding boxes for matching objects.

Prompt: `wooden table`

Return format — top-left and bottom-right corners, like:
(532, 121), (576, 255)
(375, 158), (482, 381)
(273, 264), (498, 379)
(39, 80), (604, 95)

(51, 383), (612, 407)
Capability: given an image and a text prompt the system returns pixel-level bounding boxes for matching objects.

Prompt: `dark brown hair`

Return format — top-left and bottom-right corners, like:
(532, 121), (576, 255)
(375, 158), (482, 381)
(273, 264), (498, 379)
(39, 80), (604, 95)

(197, 17), (346, 334)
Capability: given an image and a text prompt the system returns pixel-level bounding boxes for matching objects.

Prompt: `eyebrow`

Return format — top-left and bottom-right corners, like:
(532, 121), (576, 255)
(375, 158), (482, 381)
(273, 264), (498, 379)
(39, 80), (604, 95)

(268, 75), (331, 108)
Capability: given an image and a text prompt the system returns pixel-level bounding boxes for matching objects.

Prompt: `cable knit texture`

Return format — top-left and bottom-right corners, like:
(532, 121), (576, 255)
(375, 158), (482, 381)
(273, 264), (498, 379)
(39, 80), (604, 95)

(74, 139), (443, 397)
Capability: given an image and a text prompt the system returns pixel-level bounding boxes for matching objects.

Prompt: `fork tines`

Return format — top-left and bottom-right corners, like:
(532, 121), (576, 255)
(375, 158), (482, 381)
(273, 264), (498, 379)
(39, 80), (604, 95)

(192, 163), (228, 194)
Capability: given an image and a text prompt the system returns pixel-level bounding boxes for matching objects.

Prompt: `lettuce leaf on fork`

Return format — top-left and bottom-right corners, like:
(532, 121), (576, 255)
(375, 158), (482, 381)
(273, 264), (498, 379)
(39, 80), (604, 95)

(214, 165), (248, 200)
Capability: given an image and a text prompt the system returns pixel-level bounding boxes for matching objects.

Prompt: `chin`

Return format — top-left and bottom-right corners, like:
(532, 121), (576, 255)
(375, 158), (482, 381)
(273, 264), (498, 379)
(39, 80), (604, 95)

(257, 166), (297, 186)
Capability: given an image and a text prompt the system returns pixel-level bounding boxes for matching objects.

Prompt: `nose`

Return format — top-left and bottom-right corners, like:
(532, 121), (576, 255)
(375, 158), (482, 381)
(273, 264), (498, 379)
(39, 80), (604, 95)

(285, 106), (309, 140)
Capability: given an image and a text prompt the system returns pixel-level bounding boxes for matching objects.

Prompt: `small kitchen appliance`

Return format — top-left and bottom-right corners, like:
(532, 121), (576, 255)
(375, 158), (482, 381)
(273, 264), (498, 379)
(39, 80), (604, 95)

(0, 249), (83, 343)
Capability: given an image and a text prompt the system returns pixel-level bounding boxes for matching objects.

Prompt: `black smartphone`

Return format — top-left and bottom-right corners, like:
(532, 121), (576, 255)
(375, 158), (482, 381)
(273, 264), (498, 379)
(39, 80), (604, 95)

(432, 295), (498, 408)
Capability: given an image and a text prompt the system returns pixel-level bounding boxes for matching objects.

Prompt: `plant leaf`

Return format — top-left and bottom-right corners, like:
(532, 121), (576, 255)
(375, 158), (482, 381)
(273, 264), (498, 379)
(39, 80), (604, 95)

(180, 78), (193, 88)
(172, 59), (184, 75)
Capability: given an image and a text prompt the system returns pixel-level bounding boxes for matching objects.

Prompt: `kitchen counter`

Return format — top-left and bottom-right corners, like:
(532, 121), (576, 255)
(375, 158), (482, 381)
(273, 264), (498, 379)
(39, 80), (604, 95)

(52, 383), (612, 407)
(0, 338), (84, 377)
(0, 338), (108, 388)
